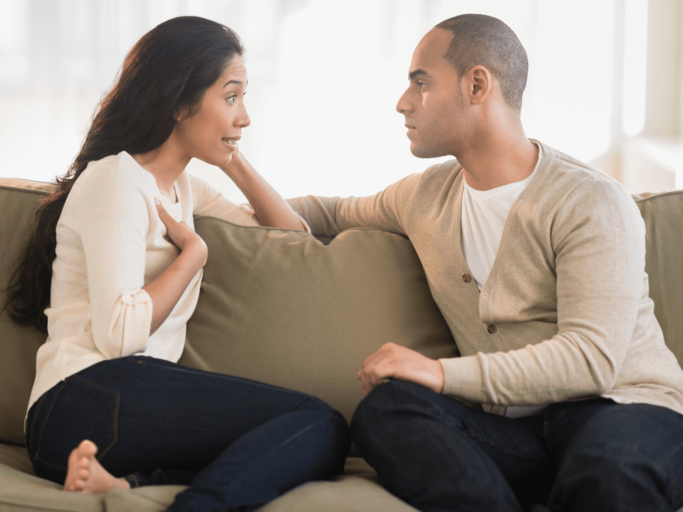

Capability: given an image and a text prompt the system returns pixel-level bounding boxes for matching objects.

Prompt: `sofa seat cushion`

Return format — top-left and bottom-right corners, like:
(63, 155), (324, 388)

(0, 443), (416, 512)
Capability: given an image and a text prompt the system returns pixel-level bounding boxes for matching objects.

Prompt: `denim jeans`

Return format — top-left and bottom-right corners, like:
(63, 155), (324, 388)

(351, 380), (683, 512)
(26, 356), (350, 512)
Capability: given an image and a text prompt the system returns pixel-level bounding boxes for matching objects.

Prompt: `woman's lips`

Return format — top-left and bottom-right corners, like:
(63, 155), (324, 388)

(221, 138), (238, 150)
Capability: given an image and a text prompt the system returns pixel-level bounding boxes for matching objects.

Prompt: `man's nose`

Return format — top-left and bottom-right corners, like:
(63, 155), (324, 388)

(396, 88), (412, 114)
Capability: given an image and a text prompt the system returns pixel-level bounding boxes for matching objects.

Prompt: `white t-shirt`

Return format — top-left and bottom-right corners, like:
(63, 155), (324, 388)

(27, 151), (266, 421)
(460, 144), (546, 418)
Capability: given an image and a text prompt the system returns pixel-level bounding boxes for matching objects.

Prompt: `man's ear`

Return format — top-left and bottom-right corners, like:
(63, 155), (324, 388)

(463, 65), (492, 106)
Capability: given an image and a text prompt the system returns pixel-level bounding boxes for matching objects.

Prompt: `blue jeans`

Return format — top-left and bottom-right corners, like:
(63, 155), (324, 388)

(26, 356), (350, 511)
(352, 380), (683, 512)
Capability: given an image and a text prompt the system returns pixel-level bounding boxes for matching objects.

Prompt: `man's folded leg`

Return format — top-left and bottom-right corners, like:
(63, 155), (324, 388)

(351, 380), (554, 512)
(542, 399), (683, 512)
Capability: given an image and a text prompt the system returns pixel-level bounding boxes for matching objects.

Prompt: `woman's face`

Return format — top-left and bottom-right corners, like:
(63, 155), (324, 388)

(173, 56), (250, 167)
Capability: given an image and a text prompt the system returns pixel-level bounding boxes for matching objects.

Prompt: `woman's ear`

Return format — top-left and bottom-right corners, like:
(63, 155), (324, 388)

(175, 105), (191, 122)
(464, 65), (492, 106)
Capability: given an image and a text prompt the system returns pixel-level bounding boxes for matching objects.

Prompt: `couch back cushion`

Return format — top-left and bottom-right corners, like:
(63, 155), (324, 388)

(1, 177), (682, 445)
(634, 190), (683, 367)
(0, 179), (57, 444)
(180, 216), (458, 424)
(0, 178), (457, 443)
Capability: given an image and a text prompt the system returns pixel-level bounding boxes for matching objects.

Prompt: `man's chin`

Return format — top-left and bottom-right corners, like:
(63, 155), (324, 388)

(410, 143), (445, 159)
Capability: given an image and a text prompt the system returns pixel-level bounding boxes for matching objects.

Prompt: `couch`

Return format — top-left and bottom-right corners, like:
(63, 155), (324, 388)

(1, 176), (682, 512)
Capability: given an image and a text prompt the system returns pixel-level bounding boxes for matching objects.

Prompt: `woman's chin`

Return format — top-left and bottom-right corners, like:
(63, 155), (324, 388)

(195, 153), (233, 169)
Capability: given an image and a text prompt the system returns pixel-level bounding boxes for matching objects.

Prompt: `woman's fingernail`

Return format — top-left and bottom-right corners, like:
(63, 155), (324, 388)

(154, 197), (160, 206)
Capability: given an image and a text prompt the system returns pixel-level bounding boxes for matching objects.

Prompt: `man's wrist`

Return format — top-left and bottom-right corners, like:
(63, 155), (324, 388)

(439, 355), (485, 400)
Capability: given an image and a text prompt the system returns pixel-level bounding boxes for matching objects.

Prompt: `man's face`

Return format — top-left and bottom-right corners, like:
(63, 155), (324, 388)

(396, 28), (468, 158)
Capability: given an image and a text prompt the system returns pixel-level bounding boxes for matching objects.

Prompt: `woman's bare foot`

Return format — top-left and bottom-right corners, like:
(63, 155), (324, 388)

(64, 440), (130, 493)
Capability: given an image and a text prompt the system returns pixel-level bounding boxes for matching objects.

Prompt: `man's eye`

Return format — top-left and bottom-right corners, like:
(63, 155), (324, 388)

(417, 82), (426, 89)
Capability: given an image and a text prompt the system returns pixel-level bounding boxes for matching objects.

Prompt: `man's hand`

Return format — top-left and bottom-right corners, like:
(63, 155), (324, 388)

(357, 342), (445, 395)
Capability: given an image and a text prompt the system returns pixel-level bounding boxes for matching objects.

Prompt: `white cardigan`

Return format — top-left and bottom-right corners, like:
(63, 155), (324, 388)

(27, 151), (261, 420)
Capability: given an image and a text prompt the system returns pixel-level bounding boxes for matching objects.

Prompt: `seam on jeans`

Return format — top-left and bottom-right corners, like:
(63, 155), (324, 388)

(543, 408), (569, 437)
(440, 410), (548, 462)
(130, 474), (140, 488)
(35, 380), (69, 470)
(141, 357), (306, 395)
(262, 412), (341, 462)
(27, 393), (47, 460)
(464, 431), (549, 462)
(69, 375), (120, 461)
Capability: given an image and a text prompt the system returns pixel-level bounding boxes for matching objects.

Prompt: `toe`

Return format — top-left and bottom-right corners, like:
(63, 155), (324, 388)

(80, 440), (98, 457)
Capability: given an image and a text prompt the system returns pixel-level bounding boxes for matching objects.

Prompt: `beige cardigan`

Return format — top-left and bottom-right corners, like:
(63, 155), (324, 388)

(291, 140), (683, 417)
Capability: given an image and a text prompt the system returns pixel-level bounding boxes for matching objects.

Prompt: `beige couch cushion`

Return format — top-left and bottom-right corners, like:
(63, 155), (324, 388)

(634, 190), (683, 367)
(180, 215), (458, 424)
(0, 180), (55, 445)
(0, 176), (457, 446)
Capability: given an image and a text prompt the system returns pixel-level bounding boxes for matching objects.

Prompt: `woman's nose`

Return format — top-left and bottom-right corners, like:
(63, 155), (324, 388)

(236, 104), (251, 128)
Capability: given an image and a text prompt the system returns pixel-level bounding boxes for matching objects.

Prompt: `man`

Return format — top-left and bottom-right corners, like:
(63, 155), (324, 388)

(292, 14), (683, 512)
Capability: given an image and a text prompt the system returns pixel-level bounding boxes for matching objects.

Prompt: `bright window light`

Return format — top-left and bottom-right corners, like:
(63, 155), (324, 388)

(622, 0), (648, 137)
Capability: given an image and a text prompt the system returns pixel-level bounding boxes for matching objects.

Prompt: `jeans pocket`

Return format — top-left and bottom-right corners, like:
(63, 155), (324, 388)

(33, 376), (120, 471)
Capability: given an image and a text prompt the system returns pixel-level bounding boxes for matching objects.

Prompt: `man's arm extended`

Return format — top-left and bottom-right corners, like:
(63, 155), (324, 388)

(287, 173), (422, 237)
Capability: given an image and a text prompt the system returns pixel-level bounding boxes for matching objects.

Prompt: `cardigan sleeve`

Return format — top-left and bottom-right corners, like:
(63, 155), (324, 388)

(286, 172), (423, 237)
(75, 166), (153, 359)
(440, 178), (646, 405)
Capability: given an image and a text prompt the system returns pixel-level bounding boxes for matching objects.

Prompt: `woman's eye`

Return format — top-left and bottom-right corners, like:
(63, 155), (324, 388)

(226, 94), (237, 104)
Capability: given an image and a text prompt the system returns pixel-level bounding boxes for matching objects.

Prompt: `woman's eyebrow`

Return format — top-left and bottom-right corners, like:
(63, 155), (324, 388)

(223, 79), (247, 88)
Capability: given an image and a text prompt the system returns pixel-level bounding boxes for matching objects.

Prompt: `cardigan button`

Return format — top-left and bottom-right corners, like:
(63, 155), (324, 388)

(487, 325), (498, 335)
(462, 274), (472, 283)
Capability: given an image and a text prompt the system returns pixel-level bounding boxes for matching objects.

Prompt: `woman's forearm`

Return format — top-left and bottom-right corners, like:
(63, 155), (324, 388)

(143, 244), (206, 335)
(221, 154), (306, 231)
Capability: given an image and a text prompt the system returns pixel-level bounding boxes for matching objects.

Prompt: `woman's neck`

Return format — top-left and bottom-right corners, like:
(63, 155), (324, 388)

(131, 137), (190, 200)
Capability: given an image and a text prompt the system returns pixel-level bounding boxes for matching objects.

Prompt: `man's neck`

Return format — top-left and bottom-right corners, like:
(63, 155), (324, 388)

(457, 124), (539, 192)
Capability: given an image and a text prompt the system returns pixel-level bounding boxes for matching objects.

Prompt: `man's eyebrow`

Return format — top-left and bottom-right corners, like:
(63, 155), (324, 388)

(408, 69), (430, 80)
(223, 79), (247, 88)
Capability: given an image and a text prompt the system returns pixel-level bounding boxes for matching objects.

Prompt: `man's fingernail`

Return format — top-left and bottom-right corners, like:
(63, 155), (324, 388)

(154, 197), (160, 206)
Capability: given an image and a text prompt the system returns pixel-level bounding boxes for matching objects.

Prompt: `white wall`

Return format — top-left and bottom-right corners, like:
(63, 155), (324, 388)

(0, 0), (677, 198)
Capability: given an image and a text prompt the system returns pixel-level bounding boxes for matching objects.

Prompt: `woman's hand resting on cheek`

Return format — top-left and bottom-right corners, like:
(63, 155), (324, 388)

(155, 198), (208, 266)
(217, 148), (309, 232)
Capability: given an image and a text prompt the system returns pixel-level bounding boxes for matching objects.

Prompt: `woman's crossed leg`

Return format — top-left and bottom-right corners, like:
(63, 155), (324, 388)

(26, 355), (350, 511)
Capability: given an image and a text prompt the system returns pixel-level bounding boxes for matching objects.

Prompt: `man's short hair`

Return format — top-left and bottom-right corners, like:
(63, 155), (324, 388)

(436, 14), (528, 112)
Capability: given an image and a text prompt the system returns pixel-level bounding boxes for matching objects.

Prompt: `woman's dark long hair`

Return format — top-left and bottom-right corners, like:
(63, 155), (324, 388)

(4, 16), (244, 334)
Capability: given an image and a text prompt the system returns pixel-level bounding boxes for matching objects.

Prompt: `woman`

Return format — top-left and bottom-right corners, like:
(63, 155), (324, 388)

(5, 16), (349, 511)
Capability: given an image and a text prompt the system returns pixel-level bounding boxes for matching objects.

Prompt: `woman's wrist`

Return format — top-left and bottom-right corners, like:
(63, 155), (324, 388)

(221, 152), (254, 185)
(179, 239), (208, 268)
